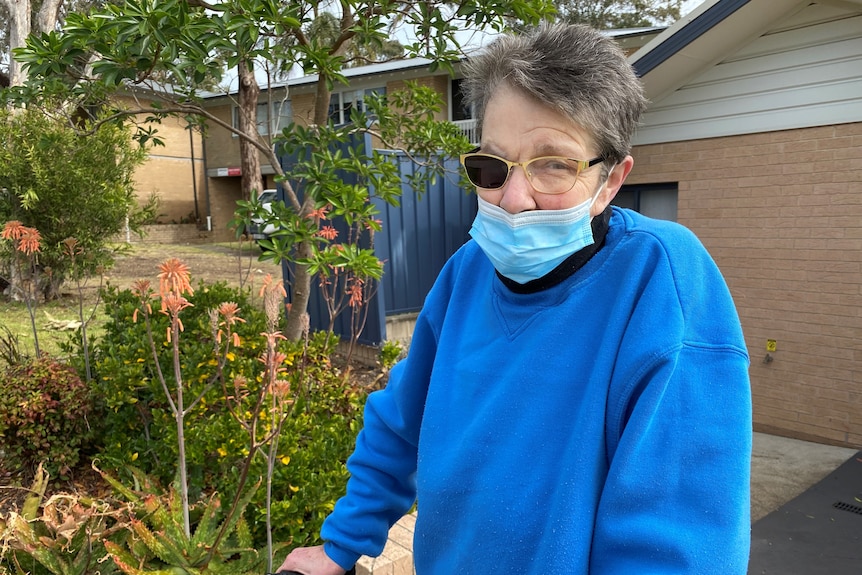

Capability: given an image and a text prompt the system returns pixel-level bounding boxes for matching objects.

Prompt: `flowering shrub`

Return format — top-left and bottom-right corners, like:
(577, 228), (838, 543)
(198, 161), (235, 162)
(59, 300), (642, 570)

(0, 357), (95, 479)
(1, 221), (44, 356)
(69, 277), (367, 551)
(77, 281), (269, 490)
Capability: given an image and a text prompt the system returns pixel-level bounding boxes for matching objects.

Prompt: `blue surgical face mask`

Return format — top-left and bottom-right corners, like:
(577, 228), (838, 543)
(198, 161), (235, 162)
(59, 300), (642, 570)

(469, 187), (604, 284)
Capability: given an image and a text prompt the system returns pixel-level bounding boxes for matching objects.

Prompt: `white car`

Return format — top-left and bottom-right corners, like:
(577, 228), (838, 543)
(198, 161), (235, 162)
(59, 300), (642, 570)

(246, 189), (278, 240)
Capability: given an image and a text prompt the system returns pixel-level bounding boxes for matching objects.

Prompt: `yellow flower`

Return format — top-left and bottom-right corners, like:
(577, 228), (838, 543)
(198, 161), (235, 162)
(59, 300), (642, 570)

(217, 447), (228, 457)
(226, 352), (236, 362)
(130, 452), (139, 461)
(289, 485), (299, 493)
(281, 456), (290, 465)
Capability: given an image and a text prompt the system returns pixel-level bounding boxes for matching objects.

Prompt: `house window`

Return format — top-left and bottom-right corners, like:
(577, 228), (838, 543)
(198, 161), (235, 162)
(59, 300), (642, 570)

(613, 183), (678, 221)
(328, 87), (386, 124)
(450, 78), (478, 144)
(450, 78), (473, 121)
(232, 100), (292, 136)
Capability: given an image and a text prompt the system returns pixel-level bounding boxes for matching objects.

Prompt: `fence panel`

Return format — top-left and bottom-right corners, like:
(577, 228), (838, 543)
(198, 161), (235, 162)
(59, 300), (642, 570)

(373, 152), (476, 316)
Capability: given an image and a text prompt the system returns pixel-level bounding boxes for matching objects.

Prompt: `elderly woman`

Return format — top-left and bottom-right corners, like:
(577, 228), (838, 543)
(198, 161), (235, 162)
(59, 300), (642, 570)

(280, 23), (751, 575)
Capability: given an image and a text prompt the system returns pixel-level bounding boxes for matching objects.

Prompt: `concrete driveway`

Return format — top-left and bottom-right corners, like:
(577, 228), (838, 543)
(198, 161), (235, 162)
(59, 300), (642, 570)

(751, 432), (858, 522)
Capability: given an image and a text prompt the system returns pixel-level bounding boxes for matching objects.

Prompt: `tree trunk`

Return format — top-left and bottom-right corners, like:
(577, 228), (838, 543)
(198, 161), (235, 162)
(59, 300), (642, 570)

(278, 77), (334, 340)
(3, 0), (32, 87)
(35, 0), (62, 34)
(312, 75), (332, 127)
(283, 238), (314, 341)
(237, 59), (264, 201)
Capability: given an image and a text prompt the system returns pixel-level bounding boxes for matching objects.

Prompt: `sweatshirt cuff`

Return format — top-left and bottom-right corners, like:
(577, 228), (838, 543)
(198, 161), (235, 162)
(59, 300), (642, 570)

(323, 541), (361, 572)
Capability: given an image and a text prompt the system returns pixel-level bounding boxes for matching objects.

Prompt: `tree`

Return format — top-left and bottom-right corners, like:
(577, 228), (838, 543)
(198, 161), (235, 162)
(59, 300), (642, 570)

(0, 107), (148, 299)
(302, 11), (404, 70)
(553, 0), (682, 28)
(9, 0), (554, 339)
(1, 0), (108, 86)
(0, 0), (69, 87)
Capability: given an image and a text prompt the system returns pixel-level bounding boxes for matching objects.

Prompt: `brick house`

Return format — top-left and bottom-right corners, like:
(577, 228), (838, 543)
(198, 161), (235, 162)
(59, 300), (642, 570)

(628, 0), (862, 447)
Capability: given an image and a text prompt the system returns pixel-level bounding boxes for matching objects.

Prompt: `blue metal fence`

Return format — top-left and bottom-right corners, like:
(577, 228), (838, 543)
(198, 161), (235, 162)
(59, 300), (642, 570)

(279, 134), (476, 346)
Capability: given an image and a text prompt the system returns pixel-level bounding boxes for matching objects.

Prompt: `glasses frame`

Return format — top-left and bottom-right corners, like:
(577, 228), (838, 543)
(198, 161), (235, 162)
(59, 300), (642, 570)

(460, 150), (605, 195)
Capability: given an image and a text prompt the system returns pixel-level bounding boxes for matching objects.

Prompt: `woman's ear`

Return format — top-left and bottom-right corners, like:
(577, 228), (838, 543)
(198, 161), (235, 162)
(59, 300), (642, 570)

(592, 155), (634, 216)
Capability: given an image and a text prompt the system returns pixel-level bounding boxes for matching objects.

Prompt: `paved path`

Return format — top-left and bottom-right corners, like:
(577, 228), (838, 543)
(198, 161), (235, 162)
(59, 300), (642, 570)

(751, 432), (858, 522)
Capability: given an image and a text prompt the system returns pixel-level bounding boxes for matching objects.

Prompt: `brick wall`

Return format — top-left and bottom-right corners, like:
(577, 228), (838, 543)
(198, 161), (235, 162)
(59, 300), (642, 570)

(629, 122), (862, 447)
(118, 223), (212, 244)
(118, 94), (205, 223)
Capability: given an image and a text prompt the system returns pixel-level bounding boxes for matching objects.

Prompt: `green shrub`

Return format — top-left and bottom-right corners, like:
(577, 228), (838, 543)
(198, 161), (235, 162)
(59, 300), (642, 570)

(0, 357), (95, 480)
(247, 332), (366, 549)
(72, 281), (368, 549)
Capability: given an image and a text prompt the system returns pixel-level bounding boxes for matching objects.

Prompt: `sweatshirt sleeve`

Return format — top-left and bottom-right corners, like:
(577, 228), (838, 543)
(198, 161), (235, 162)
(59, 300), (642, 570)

(320, 309), (438, 570)
(591, 219), (752, 573)
(590, 331), (752, 573)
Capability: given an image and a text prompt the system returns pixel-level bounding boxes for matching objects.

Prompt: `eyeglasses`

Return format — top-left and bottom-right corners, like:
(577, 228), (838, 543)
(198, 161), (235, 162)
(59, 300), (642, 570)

(460, 151), (605, 195)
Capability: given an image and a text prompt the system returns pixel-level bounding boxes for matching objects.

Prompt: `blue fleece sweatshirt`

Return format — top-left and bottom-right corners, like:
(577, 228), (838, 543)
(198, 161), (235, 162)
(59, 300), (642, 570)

(321, 208), (752, 574)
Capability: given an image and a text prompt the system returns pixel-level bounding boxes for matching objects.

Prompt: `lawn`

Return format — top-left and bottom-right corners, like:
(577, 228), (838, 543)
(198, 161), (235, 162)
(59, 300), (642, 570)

(1, 241), (282, 360)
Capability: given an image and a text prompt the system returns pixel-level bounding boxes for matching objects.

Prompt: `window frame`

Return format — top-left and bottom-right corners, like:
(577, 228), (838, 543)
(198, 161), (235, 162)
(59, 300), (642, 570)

(612, 182), (679, 222)
(231, 99), (292, 137)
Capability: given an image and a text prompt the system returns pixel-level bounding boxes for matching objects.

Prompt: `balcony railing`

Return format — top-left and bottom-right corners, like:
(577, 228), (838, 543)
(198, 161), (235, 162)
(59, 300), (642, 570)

(452, 119), (478, 145)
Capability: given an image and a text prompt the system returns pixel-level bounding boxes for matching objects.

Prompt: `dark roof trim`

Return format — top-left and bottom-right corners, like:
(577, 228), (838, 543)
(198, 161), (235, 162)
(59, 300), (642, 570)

(633, 0), (752, 77)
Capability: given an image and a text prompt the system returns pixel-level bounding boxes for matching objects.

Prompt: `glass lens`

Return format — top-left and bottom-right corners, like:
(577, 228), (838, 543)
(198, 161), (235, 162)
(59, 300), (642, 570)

(528, 157), (581, 194)
(463, 155), (509, 189)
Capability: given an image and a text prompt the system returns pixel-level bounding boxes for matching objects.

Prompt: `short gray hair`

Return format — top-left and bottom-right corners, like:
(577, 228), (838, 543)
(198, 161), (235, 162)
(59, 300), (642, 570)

(461, 23), (648, 164)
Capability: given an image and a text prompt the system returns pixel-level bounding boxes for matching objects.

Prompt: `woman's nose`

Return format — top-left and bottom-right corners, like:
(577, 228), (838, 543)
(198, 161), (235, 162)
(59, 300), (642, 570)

(498, 166), (537, 214)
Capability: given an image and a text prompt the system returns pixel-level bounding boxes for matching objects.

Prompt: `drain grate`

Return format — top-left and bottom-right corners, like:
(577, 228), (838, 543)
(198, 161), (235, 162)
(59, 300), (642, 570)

(832, 501), (862, 515)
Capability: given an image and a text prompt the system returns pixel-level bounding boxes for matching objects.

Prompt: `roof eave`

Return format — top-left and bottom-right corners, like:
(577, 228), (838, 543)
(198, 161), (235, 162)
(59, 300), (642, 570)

(630, 0), (809, 103)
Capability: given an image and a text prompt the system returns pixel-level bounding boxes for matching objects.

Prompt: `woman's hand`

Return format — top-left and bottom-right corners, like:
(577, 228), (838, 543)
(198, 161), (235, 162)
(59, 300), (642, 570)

(276, 545), (346, 575)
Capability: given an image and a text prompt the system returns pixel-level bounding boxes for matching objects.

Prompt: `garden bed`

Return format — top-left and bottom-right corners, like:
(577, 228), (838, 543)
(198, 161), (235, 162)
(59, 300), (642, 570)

(1, 240), (391, 573)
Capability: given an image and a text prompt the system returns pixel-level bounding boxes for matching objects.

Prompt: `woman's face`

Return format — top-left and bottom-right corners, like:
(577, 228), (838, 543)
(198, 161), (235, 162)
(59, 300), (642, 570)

(478, 86), (632, 215)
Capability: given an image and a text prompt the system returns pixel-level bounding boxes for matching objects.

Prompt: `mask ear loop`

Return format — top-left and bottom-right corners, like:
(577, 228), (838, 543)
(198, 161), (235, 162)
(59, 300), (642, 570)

(589, 163), (617, 210)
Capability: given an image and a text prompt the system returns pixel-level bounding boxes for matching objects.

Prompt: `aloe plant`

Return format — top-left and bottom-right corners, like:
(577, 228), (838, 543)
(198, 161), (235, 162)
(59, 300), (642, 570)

(98, 467), (269, 575)
(0, 465), (124, 575)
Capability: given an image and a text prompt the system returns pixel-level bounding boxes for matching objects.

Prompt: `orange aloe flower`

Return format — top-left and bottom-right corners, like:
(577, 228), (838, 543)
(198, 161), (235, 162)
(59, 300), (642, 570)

(61, 237), (83, 258)
(259, 330), (287, 349)
(317, 225), (338, 240)
(348, 278), (365, 308)
(270, 379), (292, 400)
(17, 227), (41, 256)
(131, 279), (154, 322)
(217, 301), (245, 326)
(259, 274), (288, 330)
(160, 292), (194, 341)
(157, 258), (194, 298)
(258, 274), (287, 299)
(306, 205), (330, 220)
(216, 301), (246, 346)
(2, 221), (26, 240)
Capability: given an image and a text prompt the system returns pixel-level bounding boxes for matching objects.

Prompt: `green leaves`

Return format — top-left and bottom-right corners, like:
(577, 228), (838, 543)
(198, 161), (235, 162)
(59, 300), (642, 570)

(0, 108), (147, 299)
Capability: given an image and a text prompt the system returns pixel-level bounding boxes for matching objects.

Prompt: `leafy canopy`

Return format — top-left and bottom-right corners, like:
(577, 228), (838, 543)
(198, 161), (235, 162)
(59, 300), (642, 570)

(6, 0), (555, 338)
(0, 108), (147, 297)
(553, 0), (683, 29)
